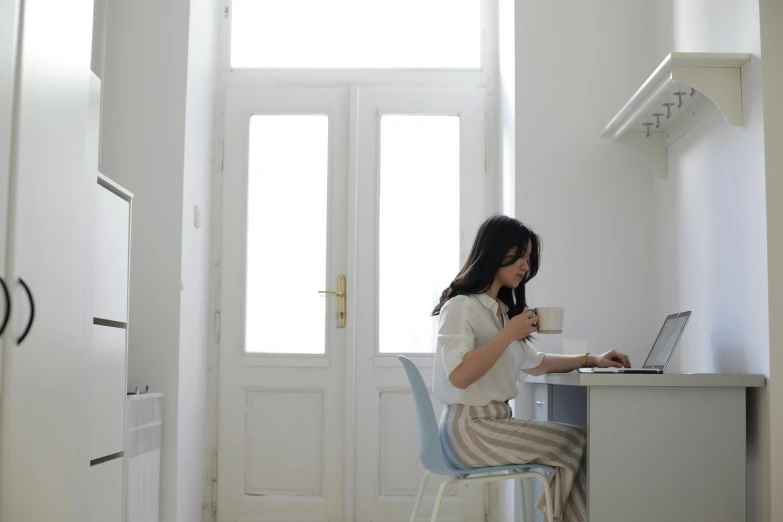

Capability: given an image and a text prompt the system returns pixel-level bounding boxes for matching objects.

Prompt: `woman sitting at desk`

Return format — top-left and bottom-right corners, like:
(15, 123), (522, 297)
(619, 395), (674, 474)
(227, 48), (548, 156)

(432, 215), (631, 522)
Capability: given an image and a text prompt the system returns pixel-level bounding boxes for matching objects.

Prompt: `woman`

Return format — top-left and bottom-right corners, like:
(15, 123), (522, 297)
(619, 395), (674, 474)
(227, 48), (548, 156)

(432, 215), (631, 522)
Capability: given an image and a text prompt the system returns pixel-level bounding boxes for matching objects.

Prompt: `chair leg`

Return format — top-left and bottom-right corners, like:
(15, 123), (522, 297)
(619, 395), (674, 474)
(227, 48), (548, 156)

(516, 478), (527, 522)
(430, 479), (453, 522)
(410, 471), (431, 522)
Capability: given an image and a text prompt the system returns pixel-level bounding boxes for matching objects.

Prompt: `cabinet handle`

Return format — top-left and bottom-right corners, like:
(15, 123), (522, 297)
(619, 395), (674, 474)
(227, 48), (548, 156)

(0, 277), (10, 337)
(535, 401), (546, 406)
(17, 278), (34, 345)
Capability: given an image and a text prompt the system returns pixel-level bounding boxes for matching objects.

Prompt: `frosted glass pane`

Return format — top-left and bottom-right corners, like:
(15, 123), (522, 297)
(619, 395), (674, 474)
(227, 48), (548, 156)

(379, 116), (460, 354)
(231, 0), (481, 69)
(246, 116), (328, 354)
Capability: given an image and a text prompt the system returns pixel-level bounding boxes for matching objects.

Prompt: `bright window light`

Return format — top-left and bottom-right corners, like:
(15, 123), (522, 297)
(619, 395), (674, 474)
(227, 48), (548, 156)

(378, 116), (460, 353)
(245, 115), (329, 354)
(231, 0), (482, 69)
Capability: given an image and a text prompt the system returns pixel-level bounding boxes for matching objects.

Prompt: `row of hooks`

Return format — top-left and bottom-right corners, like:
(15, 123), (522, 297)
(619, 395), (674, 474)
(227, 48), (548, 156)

(643, 87), (697, 137)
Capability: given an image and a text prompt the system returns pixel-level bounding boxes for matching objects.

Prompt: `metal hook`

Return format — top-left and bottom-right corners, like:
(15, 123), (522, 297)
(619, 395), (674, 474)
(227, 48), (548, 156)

(653, 113), (664, 128)
(663, 102), (675, 119)
(643, 122), (654, 138)
(674, 91), (687, 108)
(690, 88), (696, 97)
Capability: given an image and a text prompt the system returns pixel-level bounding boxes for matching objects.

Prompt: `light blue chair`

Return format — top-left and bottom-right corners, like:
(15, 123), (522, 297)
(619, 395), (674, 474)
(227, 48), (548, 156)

(398, 355), (555, 522)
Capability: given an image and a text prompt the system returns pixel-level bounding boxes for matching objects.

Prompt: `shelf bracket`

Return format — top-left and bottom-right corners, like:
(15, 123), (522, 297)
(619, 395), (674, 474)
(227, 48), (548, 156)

(671, 67), (744, 126)
(617, 133), (667, 179)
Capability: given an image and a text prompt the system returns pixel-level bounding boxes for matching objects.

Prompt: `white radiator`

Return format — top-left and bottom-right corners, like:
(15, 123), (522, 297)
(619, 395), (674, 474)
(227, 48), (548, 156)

(126, 393), (163, 522)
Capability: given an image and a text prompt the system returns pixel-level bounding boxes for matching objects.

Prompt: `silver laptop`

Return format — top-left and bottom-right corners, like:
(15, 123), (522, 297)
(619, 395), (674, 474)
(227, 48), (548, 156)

(579, 311), (691, 374)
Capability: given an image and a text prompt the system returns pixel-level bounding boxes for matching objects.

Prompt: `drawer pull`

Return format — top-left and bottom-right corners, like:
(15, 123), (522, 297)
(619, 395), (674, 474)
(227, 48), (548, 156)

(535, 401), (546, 406)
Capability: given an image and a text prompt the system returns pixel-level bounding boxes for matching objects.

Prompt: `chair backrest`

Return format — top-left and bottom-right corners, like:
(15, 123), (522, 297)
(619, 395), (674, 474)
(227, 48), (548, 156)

(398, 355), (454, 475)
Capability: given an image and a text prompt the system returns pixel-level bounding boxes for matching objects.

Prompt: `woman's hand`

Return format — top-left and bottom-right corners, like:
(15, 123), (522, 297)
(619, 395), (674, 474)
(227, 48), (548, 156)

(503, 307), (539, 341)
(591, 350), (631, 369)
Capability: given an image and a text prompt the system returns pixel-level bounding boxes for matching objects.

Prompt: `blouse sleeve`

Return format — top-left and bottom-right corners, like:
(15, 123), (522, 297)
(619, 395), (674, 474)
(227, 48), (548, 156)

(437, 296), (476, 376)
(519, 340), (545, 370)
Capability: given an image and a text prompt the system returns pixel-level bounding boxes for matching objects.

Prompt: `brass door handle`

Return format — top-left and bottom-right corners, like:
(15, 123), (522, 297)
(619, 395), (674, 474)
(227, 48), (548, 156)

(318, 275), (346, 328)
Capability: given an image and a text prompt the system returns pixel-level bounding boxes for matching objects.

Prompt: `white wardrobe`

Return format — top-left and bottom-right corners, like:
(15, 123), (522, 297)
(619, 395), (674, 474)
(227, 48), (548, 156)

(0, 0), (129, 521)
(89, 68), (133, 521)
(89, 168), (133, 522)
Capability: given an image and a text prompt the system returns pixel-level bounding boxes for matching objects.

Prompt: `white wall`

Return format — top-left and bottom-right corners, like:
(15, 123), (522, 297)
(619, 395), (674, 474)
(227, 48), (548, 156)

(658, 2), (771, 520)
(498, 0), (515, 219)
(495, 4), (517, 521)
(758, 1), (783, 520)
(101, 2), (188, 519)
(514, 0), (662, 365)
(0, 0), (16, 278)
(101, 0), (218, 520)
(178, 0), (219, 520)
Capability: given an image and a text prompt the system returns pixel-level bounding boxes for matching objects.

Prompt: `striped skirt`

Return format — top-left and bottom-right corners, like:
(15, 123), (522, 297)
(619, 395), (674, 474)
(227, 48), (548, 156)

(440, 402), (587, 522)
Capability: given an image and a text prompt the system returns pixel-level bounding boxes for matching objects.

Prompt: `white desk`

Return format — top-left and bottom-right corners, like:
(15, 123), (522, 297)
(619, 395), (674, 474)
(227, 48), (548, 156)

(522, 372), (764, 522)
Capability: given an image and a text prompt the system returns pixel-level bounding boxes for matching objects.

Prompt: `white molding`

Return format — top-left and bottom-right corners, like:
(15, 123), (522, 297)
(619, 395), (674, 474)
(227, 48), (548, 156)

(238, 354), (332, 368)
(373, 355), (434, 368)
(602, 52), (750, 139)
(601, 52), (751, 178)
(97, 172), (134, 201)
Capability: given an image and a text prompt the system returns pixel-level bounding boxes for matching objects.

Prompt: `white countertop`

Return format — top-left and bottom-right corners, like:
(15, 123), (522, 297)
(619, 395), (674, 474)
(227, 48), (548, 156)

(523, 371), (765, 388)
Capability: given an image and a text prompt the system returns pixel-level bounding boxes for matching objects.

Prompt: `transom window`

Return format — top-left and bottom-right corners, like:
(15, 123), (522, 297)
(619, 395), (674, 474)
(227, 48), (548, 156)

(230, 0), (482, 69)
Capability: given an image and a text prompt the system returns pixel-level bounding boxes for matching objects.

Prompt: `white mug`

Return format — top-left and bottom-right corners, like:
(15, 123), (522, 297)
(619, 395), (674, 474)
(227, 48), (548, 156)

(535, 307), (564, 334)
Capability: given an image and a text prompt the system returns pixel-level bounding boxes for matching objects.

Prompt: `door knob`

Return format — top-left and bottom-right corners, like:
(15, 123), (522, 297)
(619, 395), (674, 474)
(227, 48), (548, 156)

(318, 275), (346, 328)
(0, 277), (10, 337)
(17, 278), (35, 345)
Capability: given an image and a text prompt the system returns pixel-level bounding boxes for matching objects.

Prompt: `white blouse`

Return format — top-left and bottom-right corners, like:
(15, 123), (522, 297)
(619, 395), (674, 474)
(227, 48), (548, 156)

(433, 293), (545, 406)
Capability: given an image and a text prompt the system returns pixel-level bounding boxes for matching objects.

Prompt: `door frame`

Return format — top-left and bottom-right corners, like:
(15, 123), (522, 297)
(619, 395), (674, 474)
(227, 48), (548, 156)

(206, 3), (501, 520)
(351, 86), (491, 522)
(216, 86), (351, 522)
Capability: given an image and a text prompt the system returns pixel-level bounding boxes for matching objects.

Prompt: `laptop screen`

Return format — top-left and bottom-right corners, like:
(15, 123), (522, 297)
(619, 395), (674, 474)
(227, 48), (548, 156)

(643, 312), (691, 369)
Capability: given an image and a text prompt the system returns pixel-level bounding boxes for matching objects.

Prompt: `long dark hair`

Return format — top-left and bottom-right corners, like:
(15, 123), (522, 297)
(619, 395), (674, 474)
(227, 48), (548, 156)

(432, 215), (541, 319)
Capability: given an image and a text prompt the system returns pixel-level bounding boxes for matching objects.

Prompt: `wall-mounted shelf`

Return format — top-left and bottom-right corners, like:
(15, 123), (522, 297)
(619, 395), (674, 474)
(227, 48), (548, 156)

(601, 52), (751, 178)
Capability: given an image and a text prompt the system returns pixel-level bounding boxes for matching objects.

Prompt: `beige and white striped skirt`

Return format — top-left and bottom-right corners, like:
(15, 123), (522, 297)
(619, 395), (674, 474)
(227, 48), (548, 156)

(440, 402), (587, 522)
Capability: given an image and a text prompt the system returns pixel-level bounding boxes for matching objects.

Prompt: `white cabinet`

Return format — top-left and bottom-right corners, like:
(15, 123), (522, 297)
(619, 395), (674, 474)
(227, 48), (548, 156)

(0, 0), (15, 372)
(94, 183), (130, 322)
(0, 0), (96, 521)
(525, 383), (588, 522)
(85, 70), (133, 522)
(530, 384), (550, 522)
(89, 457), (125, 522)
(90, 174), (133, 522)
(89, 324), (128, 460)
(0, 0), (14, 289)
(89, 172), (133, 522)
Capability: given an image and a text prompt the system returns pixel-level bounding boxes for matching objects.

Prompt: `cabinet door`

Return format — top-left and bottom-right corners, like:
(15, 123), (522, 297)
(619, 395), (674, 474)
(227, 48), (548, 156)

(0, 0), (19, 370)
(89, 324), (127, 459)
(88, 458), (125, 522)
(532, 383), (551, 421)
(94, 183), (130, 322)
(531, 384), (550, 522)
(0, 0), (95, 521)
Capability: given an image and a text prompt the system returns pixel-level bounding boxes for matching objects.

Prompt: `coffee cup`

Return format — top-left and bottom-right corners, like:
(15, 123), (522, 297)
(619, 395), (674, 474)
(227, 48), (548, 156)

(534, 307), (564, 334)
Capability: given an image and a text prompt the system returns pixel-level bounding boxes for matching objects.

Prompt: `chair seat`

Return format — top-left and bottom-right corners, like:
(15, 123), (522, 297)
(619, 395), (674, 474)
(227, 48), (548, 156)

(446, 463), (556, 479)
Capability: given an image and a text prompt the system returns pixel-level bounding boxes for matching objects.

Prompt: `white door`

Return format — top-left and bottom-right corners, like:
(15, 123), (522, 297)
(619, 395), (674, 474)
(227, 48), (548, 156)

(217, 87), (349, 522)
(0, 0), (19, 362)
(0, 0), (95, 520)
(352, 88), (491, 522)
(217, 87), (492, 522)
